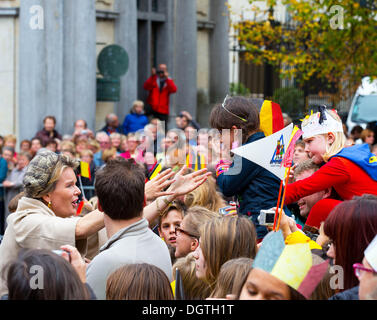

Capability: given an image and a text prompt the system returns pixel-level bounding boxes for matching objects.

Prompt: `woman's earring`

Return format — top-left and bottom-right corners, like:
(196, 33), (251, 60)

(48, 202), (52, 209)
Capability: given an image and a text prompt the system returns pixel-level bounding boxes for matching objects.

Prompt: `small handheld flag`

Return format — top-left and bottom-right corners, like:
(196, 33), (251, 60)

(186, 152), (206, 171)
(148, 159), (163, 180)
(274, 126), (302, 231)
(259, 100), (285, 137)
(77, 174), (86, 201)
(231, 123), (303, 232)
(80, 161), (91, 180)
(231, 123), (294, 180)
(76, 200), (85, 216)
(175, 268), (185, 300)
(282, 126), (303, 169)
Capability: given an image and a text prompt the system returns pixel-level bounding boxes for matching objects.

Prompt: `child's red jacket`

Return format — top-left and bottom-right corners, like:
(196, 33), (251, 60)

(286, 144), (377, 204)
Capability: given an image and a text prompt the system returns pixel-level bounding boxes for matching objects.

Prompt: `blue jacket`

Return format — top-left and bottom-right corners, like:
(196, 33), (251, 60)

(93, 151), (104, 168)
(122, 112), (149, 135)
(329, 286), (359, 300)
(217, 132), (290, 239)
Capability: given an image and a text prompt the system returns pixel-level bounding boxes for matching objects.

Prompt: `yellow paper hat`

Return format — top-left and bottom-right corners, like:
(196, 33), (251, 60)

(253, 230), (329, 299)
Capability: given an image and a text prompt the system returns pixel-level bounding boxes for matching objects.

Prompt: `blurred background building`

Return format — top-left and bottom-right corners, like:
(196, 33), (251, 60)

(0, 0), (229, 140)
(228, 0), (351, 122)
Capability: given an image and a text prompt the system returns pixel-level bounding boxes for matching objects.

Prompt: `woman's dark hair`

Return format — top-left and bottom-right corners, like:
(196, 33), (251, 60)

(210, 96), (260, 143)
(324, 194), (377, 290)
(106, 263), (174, 300)
(3, 249), (90, 300)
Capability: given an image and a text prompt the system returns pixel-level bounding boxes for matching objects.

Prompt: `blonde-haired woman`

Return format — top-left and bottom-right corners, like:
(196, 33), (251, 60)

(109, 132), (122, 153)
(184, 175), (226, 212)
(193, 216), (257, 290)
(0, 151), (104, 296)
(285, 107), (377, 204)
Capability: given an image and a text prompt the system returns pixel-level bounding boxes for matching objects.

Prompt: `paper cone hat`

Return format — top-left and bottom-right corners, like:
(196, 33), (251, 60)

(365, 234), (377, 272)
(253, 230), (329, 299)
(301, 106), (343, 139)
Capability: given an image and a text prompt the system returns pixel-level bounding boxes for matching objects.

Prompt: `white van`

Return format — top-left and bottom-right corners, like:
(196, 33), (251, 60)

(346, 76), (377, 133)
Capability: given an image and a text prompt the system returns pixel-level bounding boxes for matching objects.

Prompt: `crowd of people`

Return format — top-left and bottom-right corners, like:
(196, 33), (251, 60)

(0, 93), (377, 301)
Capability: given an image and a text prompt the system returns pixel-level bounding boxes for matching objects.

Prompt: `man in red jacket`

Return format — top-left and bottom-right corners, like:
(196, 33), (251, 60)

(143, 64), (177, 131)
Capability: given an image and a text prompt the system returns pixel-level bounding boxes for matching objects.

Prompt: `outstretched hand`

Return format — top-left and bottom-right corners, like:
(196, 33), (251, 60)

(145, 168), (176, 201)
(167, 166), (212, 197)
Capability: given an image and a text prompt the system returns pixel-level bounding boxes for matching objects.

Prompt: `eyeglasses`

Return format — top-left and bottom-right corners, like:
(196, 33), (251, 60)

(175, 226), (198, 239)
(353, 263), (377, 278)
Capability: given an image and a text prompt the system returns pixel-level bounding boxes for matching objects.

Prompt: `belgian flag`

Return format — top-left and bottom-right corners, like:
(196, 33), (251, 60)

(148, 159), (163, 180)
(186, 152), (206, 171)
(76, 200), (85, 216)
(250, 99), (284, 136)
(80, 161), (91, 180)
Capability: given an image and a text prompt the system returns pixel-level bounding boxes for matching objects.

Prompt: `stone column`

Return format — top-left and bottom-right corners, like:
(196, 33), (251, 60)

(19, 0), (64, 141)
(155, 0), (174, 83)
(63, 0), (97, 135)
(114, 0), (138, 124)
(19, 0), (96, 140)
(173, 0), (197, 119)
(210, 0), (229, 104)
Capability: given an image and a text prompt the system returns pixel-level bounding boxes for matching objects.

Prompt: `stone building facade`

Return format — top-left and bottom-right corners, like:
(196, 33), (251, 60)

(0, 0), (229, 143)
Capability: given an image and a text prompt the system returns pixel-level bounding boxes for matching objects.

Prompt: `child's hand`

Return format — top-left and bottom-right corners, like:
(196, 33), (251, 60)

(270, 207), (297, 239)
(288, 163), (297, 184)
(224, 202), (237, 216)
(60, 245), (87, 283)
(316, 222), (330, 248)
(215, 159), (232, 177)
